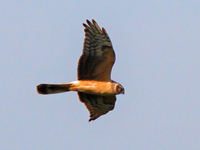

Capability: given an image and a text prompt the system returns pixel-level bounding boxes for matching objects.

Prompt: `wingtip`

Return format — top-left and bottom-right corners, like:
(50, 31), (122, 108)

(86, 19), (92, 25)
(89, 118), (93, 122)
(92, 19), (96, 24)
(83, 23), (87, 27)
(102, 27), (107, 34)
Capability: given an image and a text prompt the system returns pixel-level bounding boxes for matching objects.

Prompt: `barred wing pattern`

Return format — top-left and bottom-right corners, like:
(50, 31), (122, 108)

(78, 19), (115, 81)
(78, 92), (116, 121)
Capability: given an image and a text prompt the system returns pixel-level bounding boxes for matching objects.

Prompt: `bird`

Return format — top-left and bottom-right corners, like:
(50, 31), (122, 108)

(36, 19), (125, 122)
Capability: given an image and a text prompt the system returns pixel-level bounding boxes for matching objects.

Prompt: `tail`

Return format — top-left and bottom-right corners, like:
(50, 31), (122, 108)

(37, 83), (73, 94)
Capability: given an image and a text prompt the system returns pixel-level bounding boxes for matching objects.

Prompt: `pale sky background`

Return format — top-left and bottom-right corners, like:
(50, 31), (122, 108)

(1, 1), (200, 150)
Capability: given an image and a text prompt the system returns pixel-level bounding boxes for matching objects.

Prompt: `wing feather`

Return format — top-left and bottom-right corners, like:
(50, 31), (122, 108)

(78, 92), (116, 121)
(78, 19), (115, 81)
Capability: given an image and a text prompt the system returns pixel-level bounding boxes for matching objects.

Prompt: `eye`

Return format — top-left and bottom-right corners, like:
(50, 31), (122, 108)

(117, 85), (123, 92)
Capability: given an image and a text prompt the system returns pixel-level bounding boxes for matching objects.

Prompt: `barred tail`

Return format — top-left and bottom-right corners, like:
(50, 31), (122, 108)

(37, 83), (72, 95)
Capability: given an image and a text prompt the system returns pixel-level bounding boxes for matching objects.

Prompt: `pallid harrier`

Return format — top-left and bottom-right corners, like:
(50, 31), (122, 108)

(37, 19), (124, 121)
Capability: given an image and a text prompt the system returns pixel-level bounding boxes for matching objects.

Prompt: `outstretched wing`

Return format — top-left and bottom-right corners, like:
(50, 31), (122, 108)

(78, 19), (115, 81)
(78, 92), (116, 121)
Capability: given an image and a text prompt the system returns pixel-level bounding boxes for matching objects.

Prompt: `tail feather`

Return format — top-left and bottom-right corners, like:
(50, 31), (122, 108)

(37, 83), (72, 94)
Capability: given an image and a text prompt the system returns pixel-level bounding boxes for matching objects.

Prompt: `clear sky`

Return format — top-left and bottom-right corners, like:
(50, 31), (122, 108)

(1, 1), (200, 150)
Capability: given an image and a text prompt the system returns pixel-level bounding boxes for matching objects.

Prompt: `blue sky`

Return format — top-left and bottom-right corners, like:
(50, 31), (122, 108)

(1, 1), (200, 149)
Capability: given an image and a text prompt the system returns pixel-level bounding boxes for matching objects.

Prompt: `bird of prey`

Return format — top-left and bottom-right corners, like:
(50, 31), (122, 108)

(37, 19), (125, 121)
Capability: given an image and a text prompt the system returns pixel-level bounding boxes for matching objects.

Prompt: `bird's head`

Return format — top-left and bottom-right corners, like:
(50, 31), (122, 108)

(114, 83), (125, 95)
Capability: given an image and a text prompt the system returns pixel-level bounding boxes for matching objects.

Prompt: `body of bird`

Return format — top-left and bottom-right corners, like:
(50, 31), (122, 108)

(37, 80), (124, 96)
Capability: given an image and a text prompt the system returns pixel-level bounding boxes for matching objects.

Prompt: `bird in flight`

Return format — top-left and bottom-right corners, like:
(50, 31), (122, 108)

(37, 19), (125, 121)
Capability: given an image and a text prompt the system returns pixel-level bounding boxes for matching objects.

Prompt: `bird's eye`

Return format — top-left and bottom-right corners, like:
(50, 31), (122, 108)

(117, 85), (123, 92)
